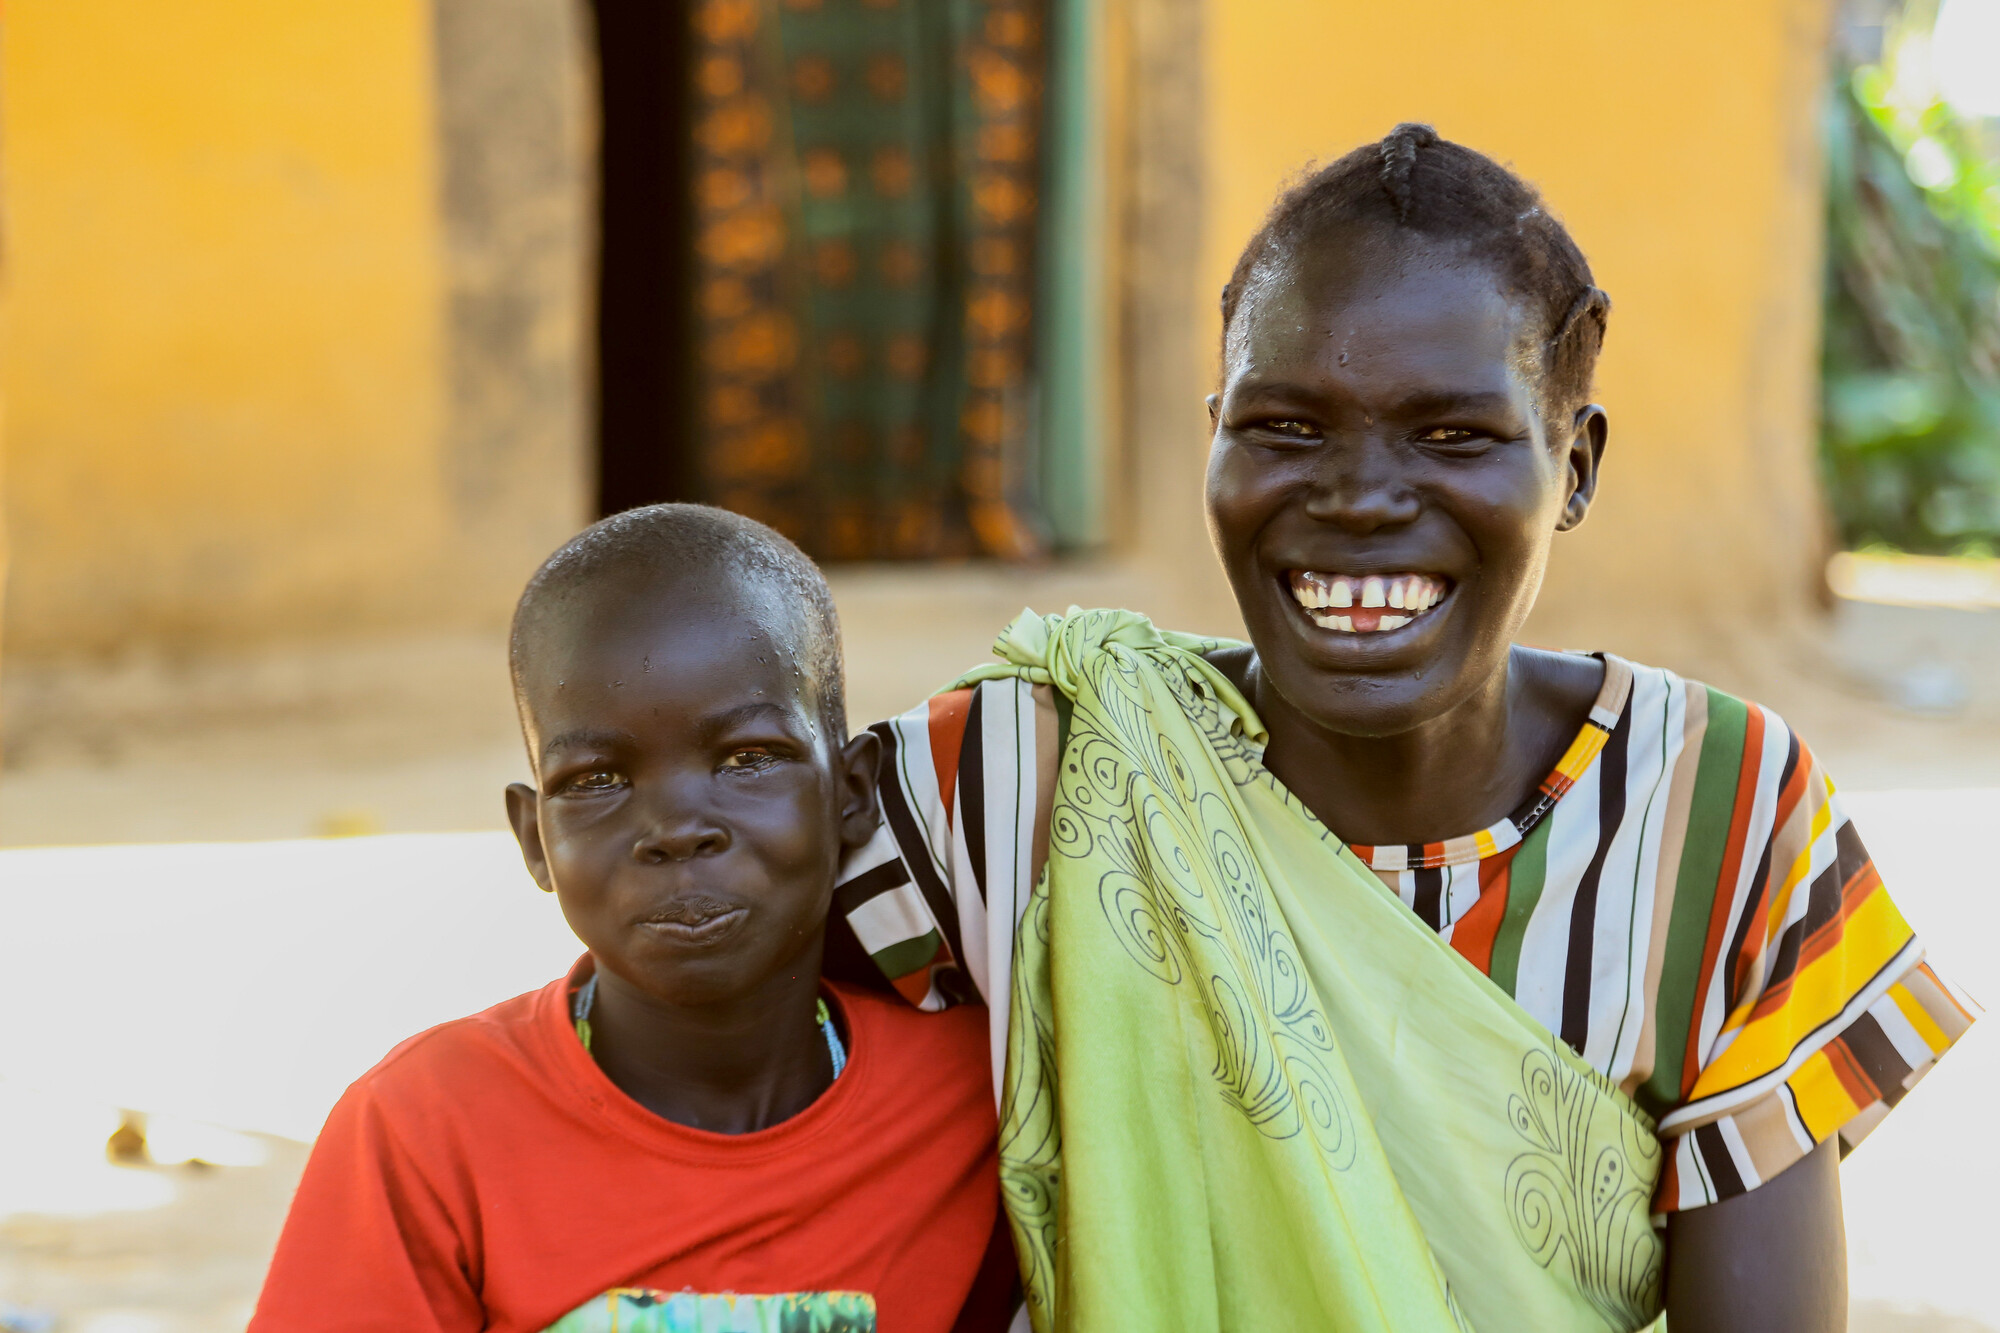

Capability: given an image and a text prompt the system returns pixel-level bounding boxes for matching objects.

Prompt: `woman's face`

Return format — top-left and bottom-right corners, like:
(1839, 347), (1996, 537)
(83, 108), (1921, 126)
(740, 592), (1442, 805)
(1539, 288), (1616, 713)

(1205, 237), (1605, 739)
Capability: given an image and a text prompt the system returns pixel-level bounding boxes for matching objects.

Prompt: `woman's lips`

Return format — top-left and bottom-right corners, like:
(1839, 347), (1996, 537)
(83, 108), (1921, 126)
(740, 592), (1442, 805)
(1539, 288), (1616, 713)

(639, 907), (748, 947)
(1286, 570), (1452, 634)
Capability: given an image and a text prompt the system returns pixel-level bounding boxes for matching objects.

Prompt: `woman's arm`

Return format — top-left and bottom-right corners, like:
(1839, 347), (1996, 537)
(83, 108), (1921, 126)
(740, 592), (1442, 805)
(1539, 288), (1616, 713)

(1664, 1136), (1846, 1331)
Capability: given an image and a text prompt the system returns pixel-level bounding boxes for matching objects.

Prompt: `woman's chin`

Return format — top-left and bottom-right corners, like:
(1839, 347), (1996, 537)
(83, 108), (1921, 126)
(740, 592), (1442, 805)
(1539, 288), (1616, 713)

(1249, 594), (1497, 737)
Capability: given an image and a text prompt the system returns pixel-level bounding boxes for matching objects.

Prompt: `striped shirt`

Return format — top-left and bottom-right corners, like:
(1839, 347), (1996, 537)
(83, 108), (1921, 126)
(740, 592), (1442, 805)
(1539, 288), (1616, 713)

(832, 652), (1978, 1212)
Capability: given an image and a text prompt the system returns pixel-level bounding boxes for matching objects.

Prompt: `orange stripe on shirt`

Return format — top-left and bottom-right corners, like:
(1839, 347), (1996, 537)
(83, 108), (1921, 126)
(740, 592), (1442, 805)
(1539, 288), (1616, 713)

(1693, 885), (1915, 1093)
(926, 690), (973, 821)
(1770, 744), (1813, 849)
(1821, 1035), (1881, 1109)
(1448, 849), (1514, 974)
(1731, 756), (1821, 1002)
(1746, 860), (1884, 1021)
(1919, 962), (1979, 1023)
(1682, 703), (1769, 1095)
(890, 970), (936, 1007)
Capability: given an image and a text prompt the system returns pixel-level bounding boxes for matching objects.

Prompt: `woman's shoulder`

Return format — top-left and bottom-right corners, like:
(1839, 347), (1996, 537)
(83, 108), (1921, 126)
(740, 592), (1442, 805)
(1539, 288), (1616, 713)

(1592, 651), (1811, 765)
(1200, 642), (1258, 698)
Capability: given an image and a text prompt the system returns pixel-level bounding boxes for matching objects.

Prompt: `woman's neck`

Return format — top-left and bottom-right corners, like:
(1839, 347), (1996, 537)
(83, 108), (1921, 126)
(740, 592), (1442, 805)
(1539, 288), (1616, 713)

(585, 951), (834, 1134)
(1248, 644), (1603, 848)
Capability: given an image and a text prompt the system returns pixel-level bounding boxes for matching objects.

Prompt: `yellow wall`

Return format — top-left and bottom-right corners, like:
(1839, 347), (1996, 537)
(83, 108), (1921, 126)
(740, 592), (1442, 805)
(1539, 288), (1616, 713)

(2, 0), (453, 655)
(0, 0), (1832, 662)
(1202, 0), (1832, 637)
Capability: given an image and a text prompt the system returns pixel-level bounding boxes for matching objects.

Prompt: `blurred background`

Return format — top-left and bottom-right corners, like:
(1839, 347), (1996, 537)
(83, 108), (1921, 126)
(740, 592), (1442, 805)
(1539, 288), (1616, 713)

(0, 0), (1997, 1328)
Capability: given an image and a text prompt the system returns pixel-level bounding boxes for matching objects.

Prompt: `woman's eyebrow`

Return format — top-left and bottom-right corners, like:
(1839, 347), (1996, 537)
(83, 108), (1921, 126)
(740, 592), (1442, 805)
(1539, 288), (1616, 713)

(1384, 387), (1519, 418)
(1225, 375), (1315, 402)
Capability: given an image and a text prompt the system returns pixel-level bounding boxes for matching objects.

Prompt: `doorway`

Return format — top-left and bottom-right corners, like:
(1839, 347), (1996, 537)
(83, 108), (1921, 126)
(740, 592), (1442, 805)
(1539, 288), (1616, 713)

(590, 0), (695, 516)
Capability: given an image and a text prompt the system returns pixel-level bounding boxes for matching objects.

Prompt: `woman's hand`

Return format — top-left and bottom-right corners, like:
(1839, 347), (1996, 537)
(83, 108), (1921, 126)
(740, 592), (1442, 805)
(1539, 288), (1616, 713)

(1665, 1136), (1846, 1331)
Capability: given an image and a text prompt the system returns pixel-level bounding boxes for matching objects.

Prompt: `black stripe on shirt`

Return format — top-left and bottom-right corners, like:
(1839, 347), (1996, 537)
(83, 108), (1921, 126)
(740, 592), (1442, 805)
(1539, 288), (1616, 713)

(1412, 866), (1445, 931)
(1763, 856), (1843, 1001)
(1722, 726), (1800, 1007)
(960, 686), (989, 905)
(869, 719), (968, 973)
(1693, 1120), (1746, 1199)
(1561, 688), (1631, 1053)
(833, 856), (913, 917)
(1839, 1011), (1913, 1106)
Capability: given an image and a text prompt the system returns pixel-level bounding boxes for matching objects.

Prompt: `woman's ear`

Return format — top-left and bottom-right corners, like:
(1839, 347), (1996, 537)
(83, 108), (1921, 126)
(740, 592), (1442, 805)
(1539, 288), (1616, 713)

(1556, 404), (1609, 532)
(836, 730), (883, 848)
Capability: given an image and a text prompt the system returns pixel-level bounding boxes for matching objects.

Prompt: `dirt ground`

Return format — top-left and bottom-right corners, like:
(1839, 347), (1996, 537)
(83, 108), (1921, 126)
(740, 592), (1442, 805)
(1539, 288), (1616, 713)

(0, 1117), (1989, 1332)
(0, 1135), (307, 1333)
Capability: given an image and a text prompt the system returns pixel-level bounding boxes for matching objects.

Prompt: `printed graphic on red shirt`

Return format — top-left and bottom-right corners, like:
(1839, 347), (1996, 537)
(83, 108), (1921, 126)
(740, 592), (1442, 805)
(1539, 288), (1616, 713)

(544, 1287), (876, 1332)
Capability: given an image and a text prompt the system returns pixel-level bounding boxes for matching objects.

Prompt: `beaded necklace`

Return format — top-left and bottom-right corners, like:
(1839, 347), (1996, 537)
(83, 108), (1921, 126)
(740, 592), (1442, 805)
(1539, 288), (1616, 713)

(569, 972), (847, 1080)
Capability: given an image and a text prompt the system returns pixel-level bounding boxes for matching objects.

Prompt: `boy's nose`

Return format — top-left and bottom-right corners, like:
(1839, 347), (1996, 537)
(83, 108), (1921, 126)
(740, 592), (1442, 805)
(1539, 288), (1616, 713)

(631, 815), (730, 863)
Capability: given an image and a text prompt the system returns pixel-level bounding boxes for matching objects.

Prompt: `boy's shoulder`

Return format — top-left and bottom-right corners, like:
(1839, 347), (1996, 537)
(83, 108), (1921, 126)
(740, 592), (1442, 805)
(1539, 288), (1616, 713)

(833, 982), (991, 1099)
(838, 979), (986, 1041)
(341, 972), (570, 1118)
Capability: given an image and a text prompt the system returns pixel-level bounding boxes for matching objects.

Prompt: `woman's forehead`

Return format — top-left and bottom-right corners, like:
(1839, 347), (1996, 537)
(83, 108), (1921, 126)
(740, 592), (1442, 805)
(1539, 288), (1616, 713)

(1228, 244), (1537, 388)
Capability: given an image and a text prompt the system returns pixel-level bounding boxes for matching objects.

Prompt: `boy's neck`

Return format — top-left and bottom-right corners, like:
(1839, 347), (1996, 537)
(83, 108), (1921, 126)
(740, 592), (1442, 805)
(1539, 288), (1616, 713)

(583, 946), (836, 1134)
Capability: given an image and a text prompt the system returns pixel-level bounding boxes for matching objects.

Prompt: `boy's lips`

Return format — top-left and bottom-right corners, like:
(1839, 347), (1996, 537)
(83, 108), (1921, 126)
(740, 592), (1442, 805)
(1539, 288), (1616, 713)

(639, 905), (748, 947)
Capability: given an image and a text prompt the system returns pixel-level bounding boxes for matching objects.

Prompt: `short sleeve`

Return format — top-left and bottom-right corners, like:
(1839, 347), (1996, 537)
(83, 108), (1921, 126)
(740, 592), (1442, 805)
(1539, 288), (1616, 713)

(1654, 745), (1979, 1212)
(250, 1068), (482, 1330)
(833, 678), (1060, 1013)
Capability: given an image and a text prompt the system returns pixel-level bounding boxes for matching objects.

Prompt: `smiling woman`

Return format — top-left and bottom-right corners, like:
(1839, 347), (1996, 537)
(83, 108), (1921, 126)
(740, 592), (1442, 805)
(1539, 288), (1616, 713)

(829, 126), (1979, 1333)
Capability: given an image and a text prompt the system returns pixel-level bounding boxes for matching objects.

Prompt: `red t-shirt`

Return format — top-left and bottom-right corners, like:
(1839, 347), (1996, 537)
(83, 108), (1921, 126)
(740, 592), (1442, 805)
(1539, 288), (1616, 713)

(250, 960), (1005, 1333)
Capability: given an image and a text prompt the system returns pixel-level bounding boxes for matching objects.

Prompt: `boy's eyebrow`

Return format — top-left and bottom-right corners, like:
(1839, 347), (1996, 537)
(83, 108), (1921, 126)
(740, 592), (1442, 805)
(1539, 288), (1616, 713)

(541, 727), (635, 760)
(699, 701), (808, 736)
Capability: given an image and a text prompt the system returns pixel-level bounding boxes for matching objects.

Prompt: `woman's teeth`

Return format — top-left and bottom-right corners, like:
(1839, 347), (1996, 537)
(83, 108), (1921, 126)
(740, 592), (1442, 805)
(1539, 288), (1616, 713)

(1287, 571), (1447, 634)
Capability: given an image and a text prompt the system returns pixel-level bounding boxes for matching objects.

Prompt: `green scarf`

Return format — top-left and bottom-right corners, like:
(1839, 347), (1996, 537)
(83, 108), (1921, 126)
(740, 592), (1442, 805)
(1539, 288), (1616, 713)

(956, 609), (1666, 1333)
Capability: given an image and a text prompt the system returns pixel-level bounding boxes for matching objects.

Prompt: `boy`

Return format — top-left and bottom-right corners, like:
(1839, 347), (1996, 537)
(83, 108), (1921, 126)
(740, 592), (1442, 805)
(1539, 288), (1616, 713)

(251, 505), (1011, 1333)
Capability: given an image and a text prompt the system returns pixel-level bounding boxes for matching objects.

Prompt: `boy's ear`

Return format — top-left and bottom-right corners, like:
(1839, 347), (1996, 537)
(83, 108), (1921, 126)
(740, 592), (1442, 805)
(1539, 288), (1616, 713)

(505, 782), (556, 893)
(1556, 403), (1609, 533)
(836, 730), (883, 849)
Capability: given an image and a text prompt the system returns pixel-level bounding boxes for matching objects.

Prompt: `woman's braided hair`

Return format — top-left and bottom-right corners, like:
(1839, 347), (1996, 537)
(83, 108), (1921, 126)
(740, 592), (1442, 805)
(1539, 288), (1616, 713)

(1221, 123), (1611, 423)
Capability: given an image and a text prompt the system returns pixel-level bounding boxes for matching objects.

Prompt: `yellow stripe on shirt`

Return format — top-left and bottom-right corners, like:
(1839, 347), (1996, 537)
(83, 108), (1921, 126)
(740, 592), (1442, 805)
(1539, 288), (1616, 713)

(1691, 884), (1916, 1097)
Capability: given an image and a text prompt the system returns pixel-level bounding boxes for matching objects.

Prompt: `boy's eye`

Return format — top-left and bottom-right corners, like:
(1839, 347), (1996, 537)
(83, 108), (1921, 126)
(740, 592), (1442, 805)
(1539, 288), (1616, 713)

(720, 748), (781, 770)
(1257, 419), (1319, 440)
(561, 769), (624, 793)
(1417, 426), (1485, 447)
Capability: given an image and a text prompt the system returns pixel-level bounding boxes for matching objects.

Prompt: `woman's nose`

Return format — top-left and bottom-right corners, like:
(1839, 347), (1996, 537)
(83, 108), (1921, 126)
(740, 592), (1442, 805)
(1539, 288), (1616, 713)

(1301, 437), (1421, 532)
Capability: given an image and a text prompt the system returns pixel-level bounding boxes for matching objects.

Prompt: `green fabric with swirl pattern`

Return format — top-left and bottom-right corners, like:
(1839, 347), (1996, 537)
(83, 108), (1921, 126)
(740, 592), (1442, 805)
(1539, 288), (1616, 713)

(953, 608), (1666, 1333)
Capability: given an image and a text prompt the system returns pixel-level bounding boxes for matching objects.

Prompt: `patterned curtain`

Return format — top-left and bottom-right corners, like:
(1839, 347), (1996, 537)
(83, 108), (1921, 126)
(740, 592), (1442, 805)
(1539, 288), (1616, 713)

(691, 0), (1048, 560)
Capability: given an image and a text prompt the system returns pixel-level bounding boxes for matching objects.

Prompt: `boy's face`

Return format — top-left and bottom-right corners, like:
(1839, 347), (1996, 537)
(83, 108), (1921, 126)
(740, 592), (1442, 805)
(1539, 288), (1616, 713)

(1205, 235), (1607, 739)
(505, 574), (877, 1007)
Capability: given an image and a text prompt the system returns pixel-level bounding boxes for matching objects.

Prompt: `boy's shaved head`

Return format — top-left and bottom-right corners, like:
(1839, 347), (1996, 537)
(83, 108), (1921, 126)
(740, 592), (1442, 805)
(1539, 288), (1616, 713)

(510, 504), (846, 742)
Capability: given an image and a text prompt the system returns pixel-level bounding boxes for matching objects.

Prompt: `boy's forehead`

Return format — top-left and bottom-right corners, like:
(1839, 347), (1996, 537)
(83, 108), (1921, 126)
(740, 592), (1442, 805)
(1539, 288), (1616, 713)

(518, 567), (818, 716)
